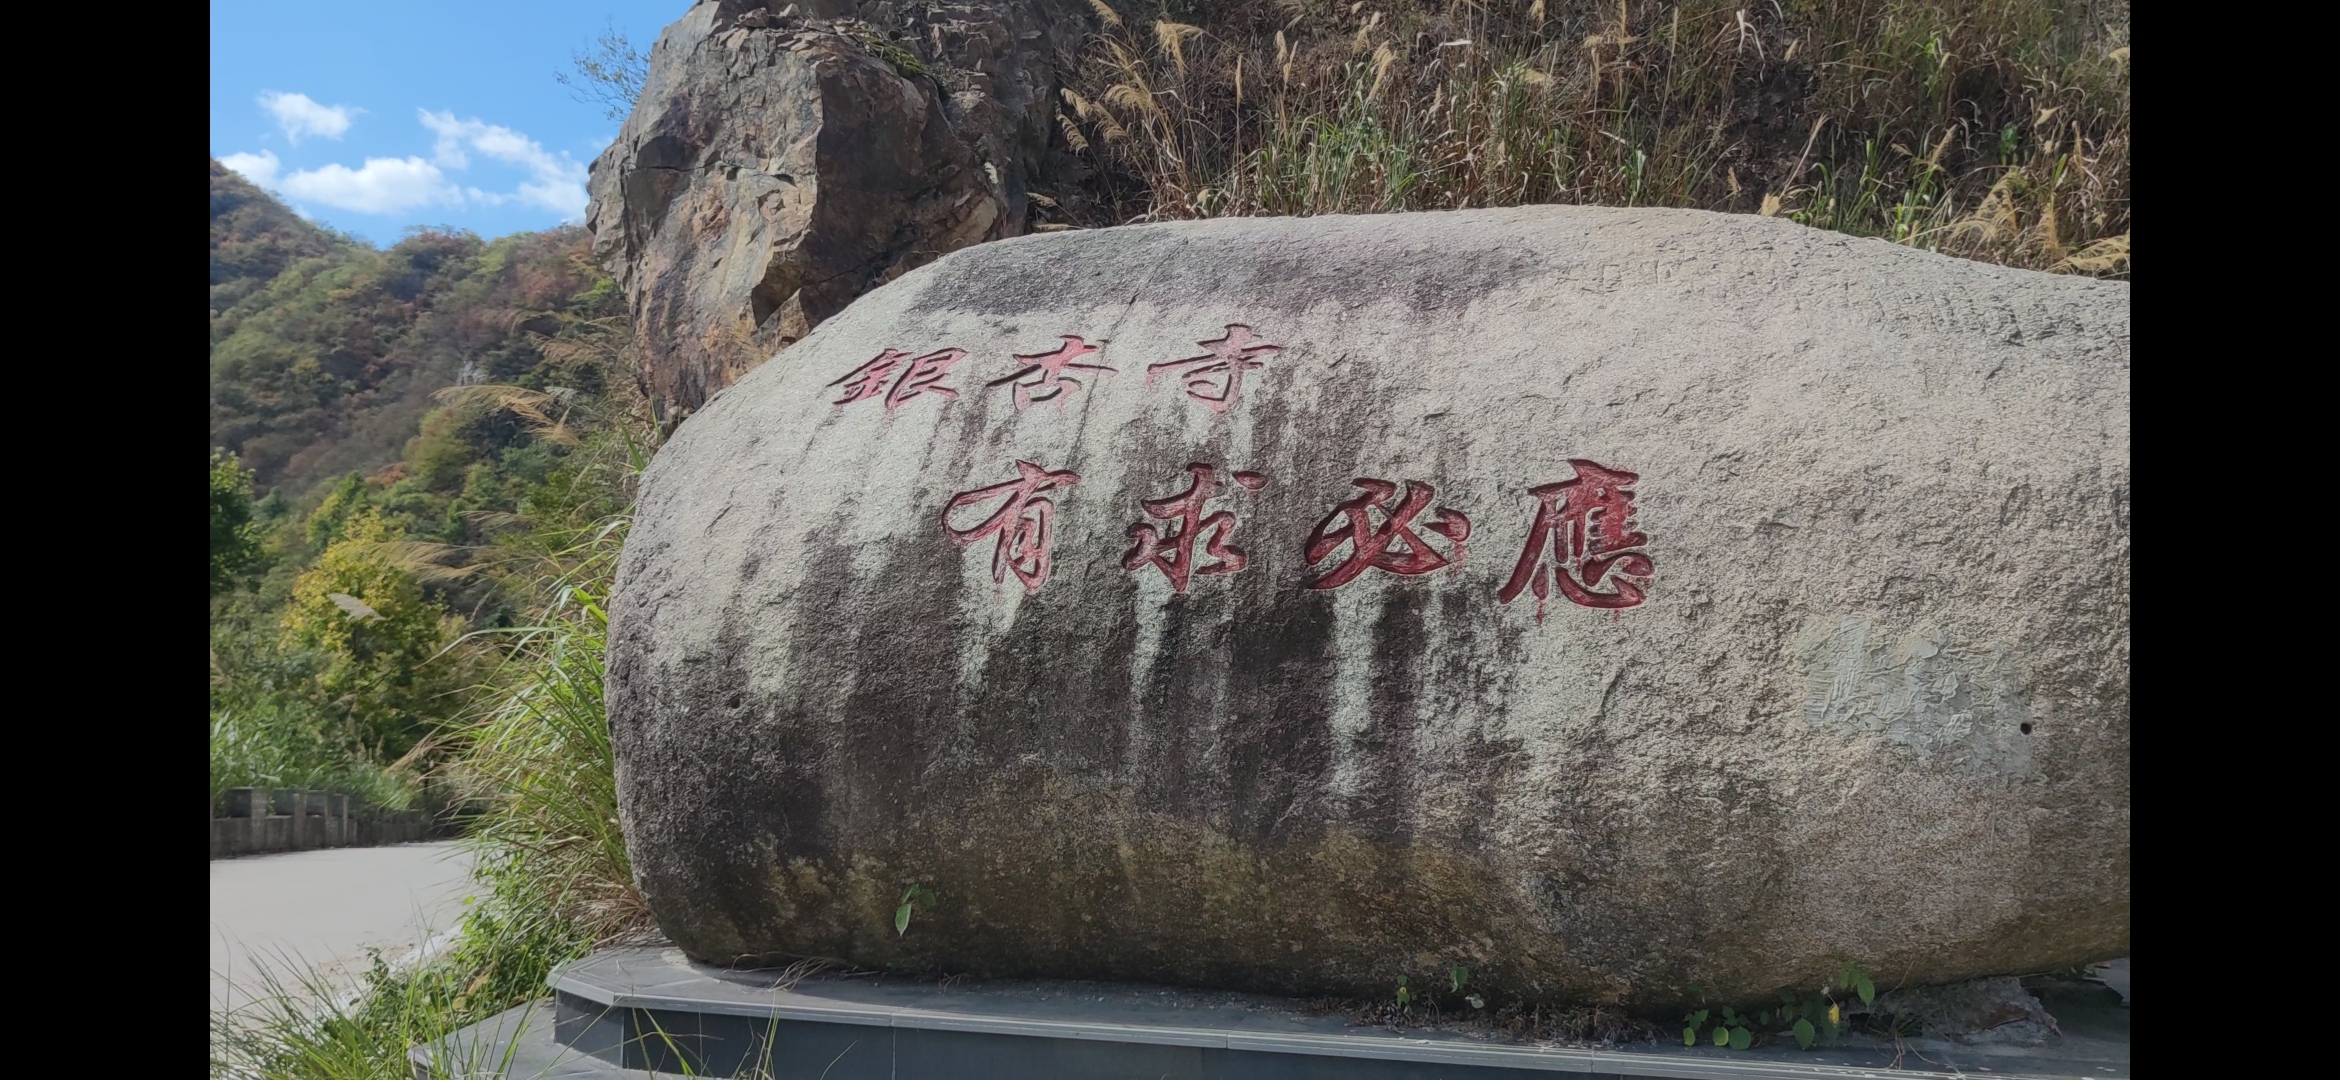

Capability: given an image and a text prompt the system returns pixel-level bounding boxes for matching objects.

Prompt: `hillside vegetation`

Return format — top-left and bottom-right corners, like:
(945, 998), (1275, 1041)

(1048, 0), (2127, 274)
(210, 163), (634, 500)
(208, 166), (645, 805)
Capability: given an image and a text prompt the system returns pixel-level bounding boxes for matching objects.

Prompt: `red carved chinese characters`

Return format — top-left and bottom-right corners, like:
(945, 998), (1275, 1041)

(1147, 325), (1282, 414)
(1497, 460), (1653, 619)
(990, 335), (1115, 412)
(829, 347), (969, 409)
(1302, 479), (1471, 590)
(943, 460), (1083, 593)
(1122, 464), (1270, 593)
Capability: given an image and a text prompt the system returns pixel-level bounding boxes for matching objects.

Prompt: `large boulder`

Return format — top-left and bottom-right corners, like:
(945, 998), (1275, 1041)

(607, 205), (2130, 1006)
(584, 0), (1088, 430)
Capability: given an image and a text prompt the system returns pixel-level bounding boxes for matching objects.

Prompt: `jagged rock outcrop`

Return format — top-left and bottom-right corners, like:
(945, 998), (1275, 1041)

(585, 0), (1090, 430)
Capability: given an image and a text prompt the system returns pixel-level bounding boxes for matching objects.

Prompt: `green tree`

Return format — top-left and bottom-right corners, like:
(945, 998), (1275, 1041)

(281, 508), (466, 756)
(303, 472), (375, 550)
(209, 450), (265, 595)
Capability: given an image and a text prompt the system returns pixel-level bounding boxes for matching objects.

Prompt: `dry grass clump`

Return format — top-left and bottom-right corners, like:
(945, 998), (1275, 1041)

(1050, 0), (2128, 276)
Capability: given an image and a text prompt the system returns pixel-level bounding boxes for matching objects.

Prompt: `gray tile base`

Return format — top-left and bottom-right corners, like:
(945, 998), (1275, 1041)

(414, 948), (2130, 1079)
(411, 1001), (674, 1079)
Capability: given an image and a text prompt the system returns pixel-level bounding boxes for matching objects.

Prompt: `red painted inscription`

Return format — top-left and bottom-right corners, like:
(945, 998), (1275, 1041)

(943, 460), (1083, 593)
(1147, 325), (1282, 414)
(1302, 479), (1471, 590)
(990, 335), (1115, 412)
(1496, 460), (1653, 618)
(829, 347), (968, 409)
(1122, 463), (1270, 593)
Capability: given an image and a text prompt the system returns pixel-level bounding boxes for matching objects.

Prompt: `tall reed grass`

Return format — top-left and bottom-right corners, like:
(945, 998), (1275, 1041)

(1054, 0), (2129, 275)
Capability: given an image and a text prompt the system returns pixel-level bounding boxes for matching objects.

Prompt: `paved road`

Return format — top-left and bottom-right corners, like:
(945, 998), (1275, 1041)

(210, 841), (479, 1016)
(2093, 957), (2130, 1004)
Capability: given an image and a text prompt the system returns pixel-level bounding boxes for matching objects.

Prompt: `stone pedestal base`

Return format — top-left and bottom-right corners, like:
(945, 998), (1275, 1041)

(414, 948), (2130, 1079)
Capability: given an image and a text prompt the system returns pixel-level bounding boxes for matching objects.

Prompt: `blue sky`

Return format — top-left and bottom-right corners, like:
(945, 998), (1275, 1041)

(211, 1), (682, 246)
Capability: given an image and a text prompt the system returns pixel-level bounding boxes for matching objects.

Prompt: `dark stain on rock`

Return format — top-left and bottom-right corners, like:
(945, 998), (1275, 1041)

(641, 614), (832, 957)
(1069, 578), (1144, 788)
(1219, 586), (1338, 847)
(820, 523), (967, 844)
(1132, 592), (1207, 817)
(966, 577), (1142, 783)
(1355, 587), (1430, 845)
(1434, 589), (1528, 855)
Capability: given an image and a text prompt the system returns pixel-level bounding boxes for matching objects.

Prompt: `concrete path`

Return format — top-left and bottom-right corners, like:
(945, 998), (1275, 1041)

(210, 841), (480, 1017)
(2092, 957), (2131, 1005)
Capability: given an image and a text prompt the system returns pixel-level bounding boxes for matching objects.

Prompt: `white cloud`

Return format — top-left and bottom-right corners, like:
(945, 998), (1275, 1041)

(221, 148), (452, 214)
(220, 150), (282, 188)
(418, 110), (589, 219)
(218, 111), (587, 222)
(259, 92), (361, 144)
(277, 157), (461, 215)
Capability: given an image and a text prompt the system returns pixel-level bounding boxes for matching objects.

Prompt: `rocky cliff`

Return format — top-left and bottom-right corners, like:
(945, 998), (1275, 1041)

(585, 0), (1090, 432)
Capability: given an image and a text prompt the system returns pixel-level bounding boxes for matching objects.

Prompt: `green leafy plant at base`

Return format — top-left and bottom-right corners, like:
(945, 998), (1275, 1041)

(1450, 964), (1484, 1009)
(1370, 962), (1490, 1020)
(896, 884), (940, 936)
(1682, 1005), (1755, 1049)
(1681, 963), (1879, 1052)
